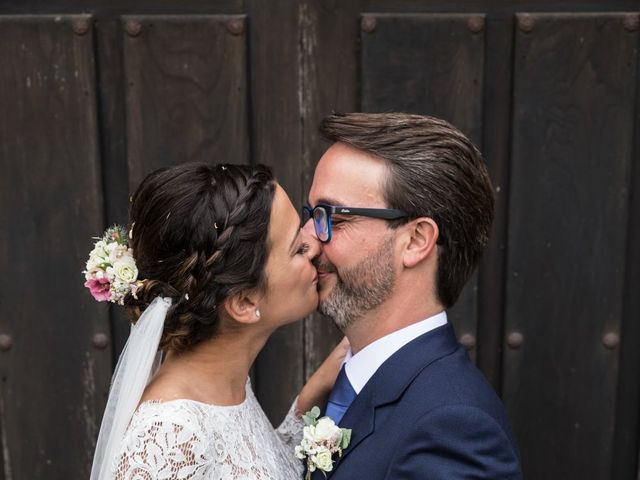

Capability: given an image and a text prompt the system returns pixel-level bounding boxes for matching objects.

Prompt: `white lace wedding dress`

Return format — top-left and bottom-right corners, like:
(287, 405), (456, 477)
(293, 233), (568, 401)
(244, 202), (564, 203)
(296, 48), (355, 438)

(113, 379), (304, 479)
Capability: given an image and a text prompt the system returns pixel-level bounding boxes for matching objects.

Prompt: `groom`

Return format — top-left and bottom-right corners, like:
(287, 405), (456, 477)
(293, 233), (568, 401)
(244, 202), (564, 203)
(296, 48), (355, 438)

(303, 113), (522, 479)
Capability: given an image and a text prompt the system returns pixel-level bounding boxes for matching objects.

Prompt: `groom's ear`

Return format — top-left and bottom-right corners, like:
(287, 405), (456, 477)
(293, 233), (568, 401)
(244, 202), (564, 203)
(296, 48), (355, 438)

(401, 217), (440, 268)
(223, 291), (261, 325)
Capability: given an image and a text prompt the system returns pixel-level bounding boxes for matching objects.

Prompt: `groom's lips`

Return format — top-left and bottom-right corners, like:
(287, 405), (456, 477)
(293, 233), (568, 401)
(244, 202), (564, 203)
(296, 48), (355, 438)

(317, 270), (332, 281)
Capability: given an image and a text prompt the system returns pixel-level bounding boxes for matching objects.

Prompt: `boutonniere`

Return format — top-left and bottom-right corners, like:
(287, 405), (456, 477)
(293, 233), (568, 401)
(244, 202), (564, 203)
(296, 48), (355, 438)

(295, 407), (352, 479)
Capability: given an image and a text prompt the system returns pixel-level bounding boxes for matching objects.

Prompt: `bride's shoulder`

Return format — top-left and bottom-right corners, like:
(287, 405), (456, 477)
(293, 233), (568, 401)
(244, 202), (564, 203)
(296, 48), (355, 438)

(127, 399), (209, 440)
(115, 400), (214, 479)
(139, 371), (198, 405)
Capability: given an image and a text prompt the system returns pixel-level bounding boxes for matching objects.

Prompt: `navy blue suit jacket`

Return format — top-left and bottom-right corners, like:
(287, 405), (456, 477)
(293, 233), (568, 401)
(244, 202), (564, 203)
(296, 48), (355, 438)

(311, 323), (522, 479)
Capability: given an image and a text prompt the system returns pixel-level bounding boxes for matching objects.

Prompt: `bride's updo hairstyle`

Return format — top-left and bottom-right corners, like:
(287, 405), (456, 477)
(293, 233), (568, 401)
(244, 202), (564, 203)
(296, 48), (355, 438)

(123, 162), (275, 353)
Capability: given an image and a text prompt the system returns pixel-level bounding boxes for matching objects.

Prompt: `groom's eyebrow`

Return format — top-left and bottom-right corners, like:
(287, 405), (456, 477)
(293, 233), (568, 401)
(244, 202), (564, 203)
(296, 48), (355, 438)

(309, 196), (343, 206)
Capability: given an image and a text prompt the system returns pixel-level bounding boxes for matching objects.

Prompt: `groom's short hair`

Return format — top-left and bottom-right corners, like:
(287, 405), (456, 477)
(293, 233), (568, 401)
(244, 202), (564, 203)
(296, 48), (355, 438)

(319, 112), (494, 308)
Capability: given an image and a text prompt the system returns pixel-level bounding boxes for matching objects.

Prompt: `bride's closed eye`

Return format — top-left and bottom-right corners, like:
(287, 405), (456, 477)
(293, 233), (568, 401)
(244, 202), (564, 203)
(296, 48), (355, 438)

(296, 242), (310, 255)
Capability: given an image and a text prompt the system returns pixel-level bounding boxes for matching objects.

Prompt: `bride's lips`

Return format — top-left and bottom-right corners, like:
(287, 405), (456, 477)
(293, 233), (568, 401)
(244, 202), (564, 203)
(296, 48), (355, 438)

(314, 262), (335, 282)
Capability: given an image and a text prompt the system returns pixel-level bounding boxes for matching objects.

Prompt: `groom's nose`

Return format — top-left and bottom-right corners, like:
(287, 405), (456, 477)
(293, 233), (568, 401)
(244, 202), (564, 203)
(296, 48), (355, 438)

(301, 220), (321, 260)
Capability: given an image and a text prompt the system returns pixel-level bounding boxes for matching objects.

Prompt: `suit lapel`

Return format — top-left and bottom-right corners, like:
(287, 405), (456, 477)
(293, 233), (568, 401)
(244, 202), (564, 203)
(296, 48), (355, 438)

(316, 389), (375, 479)
(327, 323), (459, 476)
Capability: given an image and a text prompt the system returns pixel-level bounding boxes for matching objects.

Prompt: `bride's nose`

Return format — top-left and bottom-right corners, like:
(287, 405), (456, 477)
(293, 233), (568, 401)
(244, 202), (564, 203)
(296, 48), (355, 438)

(301, 221), (321, 260)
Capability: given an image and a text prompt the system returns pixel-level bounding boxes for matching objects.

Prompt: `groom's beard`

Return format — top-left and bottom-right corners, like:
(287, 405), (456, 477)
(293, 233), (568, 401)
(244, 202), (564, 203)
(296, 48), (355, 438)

(317, 234), (395, 332)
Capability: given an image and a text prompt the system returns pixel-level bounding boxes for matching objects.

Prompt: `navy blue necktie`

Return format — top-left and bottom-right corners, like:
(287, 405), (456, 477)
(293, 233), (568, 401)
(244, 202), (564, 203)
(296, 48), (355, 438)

(325, 365), (357, 424)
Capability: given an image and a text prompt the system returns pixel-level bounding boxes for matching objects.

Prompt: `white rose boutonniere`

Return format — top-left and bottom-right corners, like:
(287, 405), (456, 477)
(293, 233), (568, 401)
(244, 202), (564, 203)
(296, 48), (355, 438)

(295, 407), (352, 479)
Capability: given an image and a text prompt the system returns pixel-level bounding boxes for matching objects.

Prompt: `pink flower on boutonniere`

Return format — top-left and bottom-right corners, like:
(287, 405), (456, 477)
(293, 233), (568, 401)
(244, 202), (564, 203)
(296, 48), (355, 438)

(84, 277), (112, 302)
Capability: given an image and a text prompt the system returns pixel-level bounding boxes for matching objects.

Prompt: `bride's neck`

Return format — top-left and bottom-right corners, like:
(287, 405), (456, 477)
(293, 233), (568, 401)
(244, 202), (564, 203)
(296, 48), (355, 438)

(156, 327), (271, 405)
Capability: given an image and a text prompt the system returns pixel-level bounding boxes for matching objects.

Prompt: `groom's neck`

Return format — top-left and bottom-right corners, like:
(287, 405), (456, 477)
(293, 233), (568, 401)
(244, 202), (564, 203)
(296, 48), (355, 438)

(345, 298), (444, 355)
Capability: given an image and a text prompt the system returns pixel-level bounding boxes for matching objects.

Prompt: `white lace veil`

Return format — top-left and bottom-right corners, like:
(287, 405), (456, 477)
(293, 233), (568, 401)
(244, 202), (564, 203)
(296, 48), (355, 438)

(90, 296), (172, 480)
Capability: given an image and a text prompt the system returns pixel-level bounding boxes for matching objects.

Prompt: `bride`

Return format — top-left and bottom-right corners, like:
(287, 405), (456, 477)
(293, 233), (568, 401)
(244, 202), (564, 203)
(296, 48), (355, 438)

(88, 163), (346, 479)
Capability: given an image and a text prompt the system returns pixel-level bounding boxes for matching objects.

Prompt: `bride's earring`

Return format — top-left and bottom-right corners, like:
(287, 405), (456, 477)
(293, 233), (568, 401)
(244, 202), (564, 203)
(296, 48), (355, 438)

(255, 309), (261, 319)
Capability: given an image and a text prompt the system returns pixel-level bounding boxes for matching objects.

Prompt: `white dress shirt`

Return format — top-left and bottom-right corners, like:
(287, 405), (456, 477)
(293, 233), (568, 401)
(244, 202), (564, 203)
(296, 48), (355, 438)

(343, 312), (448, 394)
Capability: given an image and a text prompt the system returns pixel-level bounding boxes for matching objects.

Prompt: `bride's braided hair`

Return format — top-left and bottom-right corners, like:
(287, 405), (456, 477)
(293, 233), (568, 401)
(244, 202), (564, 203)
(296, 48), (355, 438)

(123, 162), (275, 353)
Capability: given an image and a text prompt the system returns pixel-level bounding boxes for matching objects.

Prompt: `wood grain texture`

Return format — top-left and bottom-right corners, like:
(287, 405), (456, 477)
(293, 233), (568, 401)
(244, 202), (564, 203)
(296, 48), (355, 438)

(0, 0), (243, 14)
(247, 0), (305, 425)
(0, 15), (111, 479)
(299, 0), (361, 379)
(612, 19), (640, 479)
(0, 2), (638, 479)
(3, 0), (640, 14)
(477, 15), (515, 390)
(92, 17), (134, 359)
(362, 0), (640, 13)
(361, 13), (485, 142)
(361, 12), (486, 360)
(504, 13), (638, 480)
(122, 14), (249, 189)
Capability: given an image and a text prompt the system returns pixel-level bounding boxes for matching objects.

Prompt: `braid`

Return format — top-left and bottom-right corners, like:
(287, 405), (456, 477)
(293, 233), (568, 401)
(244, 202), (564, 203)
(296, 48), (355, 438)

(123, 162), (275, 353)
(123, 279), (180, 321)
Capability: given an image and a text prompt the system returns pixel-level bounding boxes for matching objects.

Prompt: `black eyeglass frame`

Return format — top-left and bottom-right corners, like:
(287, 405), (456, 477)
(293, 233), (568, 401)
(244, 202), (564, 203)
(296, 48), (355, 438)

(302, 203), (410, 243)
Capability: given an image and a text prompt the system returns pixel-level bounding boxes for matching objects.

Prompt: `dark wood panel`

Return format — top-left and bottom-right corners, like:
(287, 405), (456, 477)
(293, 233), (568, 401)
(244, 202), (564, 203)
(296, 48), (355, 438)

(3, 0), (638, 15)
(0, 1), (243, 14)
(122, 14), (249, 189)
(360, 13), (485, 140)
(362, 1), (640, 13)
(360, 12), (486, 359)
(476, 15), (515, 390)
(0, 4), (637, 480)
(247, 0), (305, 424)
(0, 15), (111, 479)
(93, 18), (134, 359)
(299, 0), (361, 379)
(504, 12), (638, 480)
(612, 19), (640, 479)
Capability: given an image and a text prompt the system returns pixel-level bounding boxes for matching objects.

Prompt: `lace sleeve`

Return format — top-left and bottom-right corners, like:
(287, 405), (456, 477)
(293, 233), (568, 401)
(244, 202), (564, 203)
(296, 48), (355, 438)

(275, 396), (305, 450)
(114, 403), (213, 480)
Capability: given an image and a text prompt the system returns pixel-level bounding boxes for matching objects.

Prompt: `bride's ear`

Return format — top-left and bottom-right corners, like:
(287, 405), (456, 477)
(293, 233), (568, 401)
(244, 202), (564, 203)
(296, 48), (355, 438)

(223, 291), (261, 325)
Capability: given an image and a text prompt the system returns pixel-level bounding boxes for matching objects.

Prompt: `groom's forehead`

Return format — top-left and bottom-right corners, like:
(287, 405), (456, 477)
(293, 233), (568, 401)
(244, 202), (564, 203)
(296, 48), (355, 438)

(310, 144), (387, 206)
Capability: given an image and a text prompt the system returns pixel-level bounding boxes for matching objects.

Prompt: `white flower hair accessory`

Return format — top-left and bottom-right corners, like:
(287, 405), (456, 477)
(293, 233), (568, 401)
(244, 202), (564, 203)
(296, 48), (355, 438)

(83, 225), (140, 305)
(295, 407), (352, 479)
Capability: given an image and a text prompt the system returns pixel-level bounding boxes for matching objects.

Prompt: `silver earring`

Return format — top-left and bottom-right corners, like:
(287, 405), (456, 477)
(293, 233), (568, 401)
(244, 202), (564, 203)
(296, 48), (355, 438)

(255, 309), (261, 319)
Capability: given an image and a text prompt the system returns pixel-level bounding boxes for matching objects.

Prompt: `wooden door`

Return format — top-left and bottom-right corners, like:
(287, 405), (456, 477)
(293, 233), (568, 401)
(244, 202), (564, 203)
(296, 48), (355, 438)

(0, 1), (638, 478)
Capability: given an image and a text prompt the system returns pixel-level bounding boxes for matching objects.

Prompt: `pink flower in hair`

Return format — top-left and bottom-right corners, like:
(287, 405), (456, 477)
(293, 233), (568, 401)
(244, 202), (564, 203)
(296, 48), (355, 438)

(84, 225), (137, 304)
(84, 277), (112, 302)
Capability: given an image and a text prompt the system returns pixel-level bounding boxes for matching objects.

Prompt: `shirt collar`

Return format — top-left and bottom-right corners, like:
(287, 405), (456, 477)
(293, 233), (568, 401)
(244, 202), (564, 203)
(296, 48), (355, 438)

(344, 312), (448, 394)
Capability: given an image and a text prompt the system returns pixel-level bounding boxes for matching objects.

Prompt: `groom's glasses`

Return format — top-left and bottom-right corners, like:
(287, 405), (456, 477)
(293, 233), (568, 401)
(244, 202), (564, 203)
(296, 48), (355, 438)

(302, 204), (410, 243)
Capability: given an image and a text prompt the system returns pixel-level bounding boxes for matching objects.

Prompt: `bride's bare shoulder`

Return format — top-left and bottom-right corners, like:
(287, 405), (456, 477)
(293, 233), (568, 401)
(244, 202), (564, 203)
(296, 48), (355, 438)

(139, 371), (196, 405)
